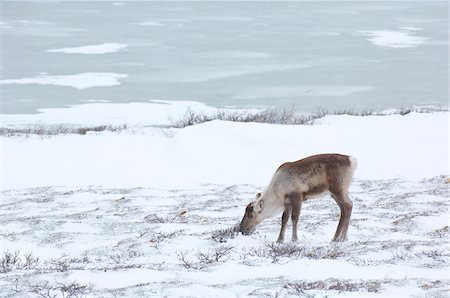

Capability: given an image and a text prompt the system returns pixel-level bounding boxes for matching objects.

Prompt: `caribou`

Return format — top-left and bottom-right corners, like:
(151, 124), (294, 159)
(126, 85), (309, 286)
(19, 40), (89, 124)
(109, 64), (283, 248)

(240, 153), (357, 242)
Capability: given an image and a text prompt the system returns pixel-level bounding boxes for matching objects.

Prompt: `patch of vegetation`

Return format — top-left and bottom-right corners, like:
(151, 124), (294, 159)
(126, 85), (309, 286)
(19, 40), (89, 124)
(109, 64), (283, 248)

(0, 251), (21, 273)
(1, 105), (446, 135)
(429, 225), (449, 238)
(243, 242), (346, 263)
(0, 251), (40, 273)
(169, 105), (449, 128)
(177, 245), (234, 270)
(284, 279), (381, 294)
(1, 180), (448, 296)
(0, 124), (128, 137)
(29, 281), (93, 298)
(211, 224), (240, 243)
(148, 231), (183, 248)
(144, 211), (187, 224)
(169, 106), (325, 128)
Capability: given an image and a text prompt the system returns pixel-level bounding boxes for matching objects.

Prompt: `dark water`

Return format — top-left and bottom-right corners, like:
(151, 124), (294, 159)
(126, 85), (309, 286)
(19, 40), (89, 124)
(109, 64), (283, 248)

(0, 1), (448, 114)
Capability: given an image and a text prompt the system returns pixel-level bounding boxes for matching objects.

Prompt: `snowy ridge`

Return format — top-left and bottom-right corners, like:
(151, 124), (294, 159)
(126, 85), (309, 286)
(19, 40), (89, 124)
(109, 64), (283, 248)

(1, 105), (447, 190)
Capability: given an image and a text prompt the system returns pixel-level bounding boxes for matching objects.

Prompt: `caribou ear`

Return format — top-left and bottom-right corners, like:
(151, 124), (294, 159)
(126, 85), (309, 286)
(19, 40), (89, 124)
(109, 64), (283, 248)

(256, 192), (262, 199)
(258, 200), (264, 212)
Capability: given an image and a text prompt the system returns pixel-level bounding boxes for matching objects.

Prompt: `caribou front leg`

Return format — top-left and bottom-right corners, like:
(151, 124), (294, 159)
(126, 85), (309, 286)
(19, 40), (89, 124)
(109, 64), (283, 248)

(290, 193), (303, 241)
(277, 201), (292, 243)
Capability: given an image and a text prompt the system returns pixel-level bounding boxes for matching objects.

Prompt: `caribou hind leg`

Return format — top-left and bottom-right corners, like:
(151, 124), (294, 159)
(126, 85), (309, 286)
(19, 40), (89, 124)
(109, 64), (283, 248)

(330, 190), (353, 242)
(339, 192), (353, 241)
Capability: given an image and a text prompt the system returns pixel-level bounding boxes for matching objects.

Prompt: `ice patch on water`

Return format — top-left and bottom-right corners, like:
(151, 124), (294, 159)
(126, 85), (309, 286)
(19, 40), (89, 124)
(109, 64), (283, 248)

(399, 27), (424, 31)
(139, 20), (165, 26)
(0, 72), (128, 89)
(0, 21), (12, 29)
(46, 43), (128, 54)
(356, 29), (429, 48)
(16, 20), (56, 26)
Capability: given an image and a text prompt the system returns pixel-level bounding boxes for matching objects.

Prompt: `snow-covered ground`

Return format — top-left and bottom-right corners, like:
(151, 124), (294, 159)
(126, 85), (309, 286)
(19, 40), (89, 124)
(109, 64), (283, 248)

(0, 101), (449, 297)
(1, 101), (447, 189)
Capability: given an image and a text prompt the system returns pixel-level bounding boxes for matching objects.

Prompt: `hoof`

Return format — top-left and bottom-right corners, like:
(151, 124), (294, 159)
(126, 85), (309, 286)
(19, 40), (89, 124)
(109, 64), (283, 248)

(332, 237), (347, 242)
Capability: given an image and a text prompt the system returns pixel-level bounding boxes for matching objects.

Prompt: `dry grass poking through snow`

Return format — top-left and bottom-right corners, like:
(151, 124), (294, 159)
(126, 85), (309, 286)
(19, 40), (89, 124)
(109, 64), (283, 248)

(170, 105), (448, 128)
(1, 106), (447, 136)
(0, 124), (128, 137)
(0, 177), (449, 297)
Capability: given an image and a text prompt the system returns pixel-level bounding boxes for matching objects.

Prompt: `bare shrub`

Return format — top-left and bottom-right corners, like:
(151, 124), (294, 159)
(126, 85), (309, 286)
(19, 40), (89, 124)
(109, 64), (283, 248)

(149, 231), (182, 248)
(244, 242), (346, 263)
(23, 252), (40, 270)
(144, 213), (170, 223)
(390, 249), (417, 262)
(320, 105), (448, 117)
(303, 243), (346, 260)
(170, 104), (448, 128)
(57, 281), (93, 298)
(106, 249), (144, 267)
(170, 108), (213, 128)
(245, 242), (304, 263)
(197, 245), (234, 264)
(176, 250), (201, 270)
(0, 124), (128, 137)
(248, 288), (286, 298)
(77, 126), (107, 135)
(0, 251), (41, 273)
(211, 224), (240, 243)
(412, 105), (449, 113)
(144, 212), (186, 224)
(30, 281), (93, 298)
(30, 281), (57, 298)
(47, 254), (70, 272)
(316, 107), (379, 117)
(285, 279), (381, 294)
(170, 106), (325, 128)
(419, 249), (449, 263)
(397, 106), (413, 116)
(419, 280), (446, 290)
(429, 225), (449, 238)
(0, 251), (21, 273)
(177, 245), (233, 269)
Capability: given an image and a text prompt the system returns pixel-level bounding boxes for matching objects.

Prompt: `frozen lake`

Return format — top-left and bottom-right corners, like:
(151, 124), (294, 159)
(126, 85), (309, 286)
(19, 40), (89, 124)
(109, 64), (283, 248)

(0, 1), (448, 114)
